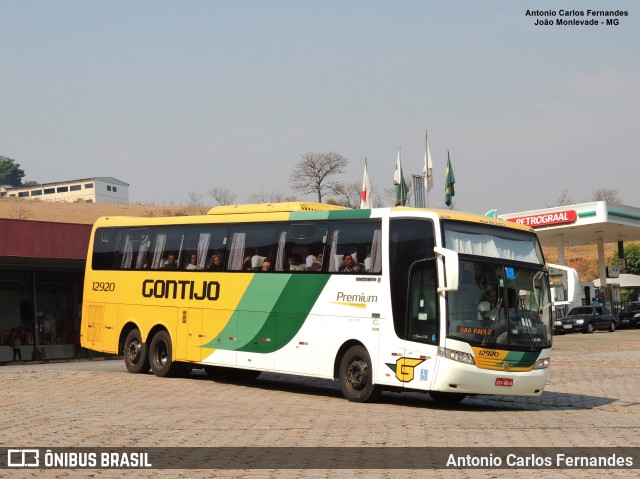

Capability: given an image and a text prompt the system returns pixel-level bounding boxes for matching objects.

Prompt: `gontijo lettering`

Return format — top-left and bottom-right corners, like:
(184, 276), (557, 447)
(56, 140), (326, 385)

(142, 279), (220, 300)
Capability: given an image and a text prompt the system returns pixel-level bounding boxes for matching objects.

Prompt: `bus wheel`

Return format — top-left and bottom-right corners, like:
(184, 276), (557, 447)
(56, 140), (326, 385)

(124, 329), (149, 374)
(429, 391), (466, 404)
(149, 331), (179, 377)
(339, 345), (381, 403)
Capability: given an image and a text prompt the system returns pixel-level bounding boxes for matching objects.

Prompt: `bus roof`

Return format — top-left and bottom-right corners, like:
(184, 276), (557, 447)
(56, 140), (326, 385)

(91, 203), (533, 233)
(206, 202), (348, 215)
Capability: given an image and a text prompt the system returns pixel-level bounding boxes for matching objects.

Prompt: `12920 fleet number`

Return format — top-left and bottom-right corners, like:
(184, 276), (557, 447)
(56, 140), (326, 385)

(92, 282), (116, 292)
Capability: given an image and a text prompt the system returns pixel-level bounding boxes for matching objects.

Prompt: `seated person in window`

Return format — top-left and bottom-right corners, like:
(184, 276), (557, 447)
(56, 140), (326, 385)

(242, 256), (252, 271)
(287, 255), (305, 271)
(310, 253), (324, 271)
(185, 253), (198, 270)
(339, 254), (361, 273)
(209, 254), (223, 271)
(261, 258), (271, 272)
(161, 254), (178, 270)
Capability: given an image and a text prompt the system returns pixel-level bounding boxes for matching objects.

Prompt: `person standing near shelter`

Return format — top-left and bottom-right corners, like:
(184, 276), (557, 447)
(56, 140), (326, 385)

(10, 328), (22, 362)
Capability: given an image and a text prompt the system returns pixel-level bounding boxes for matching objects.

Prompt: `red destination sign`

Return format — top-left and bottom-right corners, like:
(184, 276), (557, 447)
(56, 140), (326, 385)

(507, 210), (577, 228)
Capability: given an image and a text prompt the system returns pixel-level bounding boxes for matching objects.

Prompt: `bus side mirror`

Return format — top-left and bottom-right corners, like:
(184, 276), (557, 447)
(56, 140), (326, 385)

(547, 263), (578, 306)
(434, 246), (459, 293)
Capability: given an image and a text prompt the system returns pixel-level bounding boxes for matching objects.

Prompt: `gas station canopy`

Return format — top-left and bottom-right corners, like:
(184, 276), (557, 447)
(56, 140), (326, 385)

(500, 201), (640, 289)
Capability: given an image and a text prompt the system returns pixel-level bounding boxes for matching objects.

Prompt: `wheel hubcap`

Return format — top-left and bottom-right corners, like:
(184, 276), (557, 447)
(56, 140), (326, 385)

(127, 339), (141, 364)
(346, 359), (368, 391)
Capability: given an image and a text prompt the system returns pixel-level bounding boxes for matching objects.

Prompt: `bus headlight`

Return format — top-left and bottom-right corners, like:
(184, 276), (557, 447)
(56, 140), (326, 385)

(534, 358), (550, 369)
(439, 347), (475, 365)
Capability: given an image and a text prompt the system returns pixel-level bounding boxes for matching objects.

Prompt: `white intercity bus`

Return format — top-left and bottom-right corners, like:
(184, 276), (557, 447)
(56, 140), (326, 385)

(81, 202), (576, 403)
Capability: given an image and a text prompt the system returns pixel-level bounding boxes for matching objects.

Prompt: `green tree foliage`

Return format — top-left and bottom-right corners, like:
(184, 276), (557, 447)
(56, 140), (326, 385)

(610, 243), (640, 275)
(0, 156), (26, 186)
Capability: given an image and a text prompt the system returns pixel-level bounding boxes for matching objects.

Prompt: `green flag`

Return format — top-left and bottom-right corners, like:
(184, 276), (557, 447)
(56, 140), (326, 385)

(444, 151), (455, 207)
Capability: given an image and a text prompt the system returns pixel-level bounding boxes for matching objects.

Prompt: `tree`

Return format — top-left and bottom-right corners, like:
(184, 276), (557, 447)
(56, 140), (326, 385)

(334, 181), (361, 209)
(289, 152), (348, 203)
(334, 180), (385, 209)
(591, 188), (622, 203)
(207, 187), (236, 206)
(248, 190), (297, 203)
(186, 191), (209, 214)
(0, 156), (26, 186)
(610, 243), (640, 276)
(547, 189), (573, 207)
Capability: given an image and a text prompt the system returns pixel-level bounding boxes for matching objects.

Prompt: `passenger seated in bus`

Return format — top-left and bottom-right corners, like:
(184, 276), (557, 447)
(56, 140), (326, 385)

(208, 254), (223, 271)
(242, 256), (252, 271)
(160, 254), (177, 270)
(185, 253), (198, 270)
(309, 253), (323, 271)
(339, 254), (361, 273)
(287, 255), (304, 271)
(261, 259), (271, 272)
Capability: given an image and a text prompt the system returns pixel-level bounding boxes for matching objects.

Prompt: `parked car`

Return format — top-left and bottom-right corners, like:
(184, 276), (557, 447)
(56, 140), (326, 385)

(618, 301), (640, 328)
(554, 305), (618, 334)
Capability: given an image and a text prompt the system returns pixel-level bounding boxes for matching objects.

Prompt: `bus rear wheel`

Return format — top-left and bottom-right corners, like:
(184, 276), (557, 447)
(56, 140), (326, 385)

(339, 345), (381, 403)
(124, 329), (149, 374)
(149, 331), (180, 377)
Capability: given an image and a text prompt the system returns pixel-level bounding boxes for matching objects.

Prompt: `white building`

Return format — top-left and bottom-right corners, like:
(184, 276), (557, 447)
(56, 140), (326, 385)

(0, 177), (129, 204)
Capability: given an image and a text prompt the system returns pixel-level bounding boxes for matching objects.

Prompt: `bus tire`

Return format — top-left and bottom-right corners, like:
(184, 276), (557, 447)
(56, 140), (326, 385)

(339, 345), (381, 403)
(123, 329), (149, 374)
(429, 391), (466, 404)
(149, 331), (179, 377)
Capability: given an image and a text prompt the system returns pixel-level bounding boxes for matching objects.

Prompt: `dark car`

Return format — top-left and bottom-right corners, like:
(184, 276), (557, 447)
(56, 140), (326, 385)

(618, 301), (640, 328)
(554, 306), (618, 334)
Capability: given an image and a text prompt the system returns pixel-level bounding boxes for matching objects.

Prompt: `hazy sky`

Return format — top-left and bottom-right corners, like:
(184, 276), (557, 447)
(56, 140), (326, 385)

(1, 1), (638, 215)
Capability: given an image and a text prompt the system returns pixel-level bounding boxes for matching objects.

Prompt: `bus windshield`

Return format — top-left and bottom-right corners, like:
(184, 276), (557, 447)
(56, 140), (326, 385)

(443, 221), (550, 349)
(447, 260), (551, 349)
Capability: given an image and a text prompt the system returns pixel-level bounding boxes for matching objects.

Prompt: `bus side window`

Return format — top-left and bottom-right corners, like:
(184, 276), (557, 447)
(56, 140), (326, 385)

(184, 225), (228, 271)
(227, 223), (277, 272)
(327, 220), (382, 273)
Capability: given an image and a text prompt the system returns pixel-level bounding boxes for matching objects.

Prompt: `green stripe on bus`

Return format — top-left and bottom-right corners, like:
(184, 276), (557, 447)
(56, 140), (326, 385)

(289, 209), (371, 221)
(500, 350), (539, 368)
(206, 274), (330, 353)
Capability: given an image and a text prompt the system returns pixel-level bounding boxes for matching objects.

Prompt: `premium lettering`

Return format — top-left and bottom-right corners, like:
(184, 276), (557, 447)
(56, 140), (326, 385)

(142, 279), (220, 301)
(336, 291), (378, 303)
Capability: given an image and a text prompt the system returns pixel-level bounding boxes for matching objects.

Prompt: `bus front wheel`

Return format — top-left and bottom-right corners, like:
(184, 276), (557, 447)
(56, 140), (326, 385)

(124, 329), (149, 374)
(149, 331), (179, 377)
(339, 345), (381, 403)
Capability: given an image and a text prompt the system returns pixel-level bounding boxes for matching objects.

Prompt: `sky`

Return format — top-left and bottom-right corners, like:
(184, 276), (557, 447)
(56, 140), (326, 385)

(1, 0), (638, 215)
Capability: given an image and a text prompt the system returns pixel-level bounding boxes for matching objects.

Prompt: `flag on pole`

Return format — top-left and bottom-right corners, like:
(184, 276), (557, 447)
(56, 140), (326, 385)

(424, 130), (433, 192)
(444, 151), (455, 207)
(360, 159), (371, 209)
(394, 148), (408, 206)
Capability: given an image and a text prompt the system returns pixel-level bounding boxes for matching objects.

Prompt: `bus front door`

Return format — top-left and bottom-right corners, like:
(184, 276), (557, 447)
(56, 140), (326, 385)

(402, 263), (439, 391)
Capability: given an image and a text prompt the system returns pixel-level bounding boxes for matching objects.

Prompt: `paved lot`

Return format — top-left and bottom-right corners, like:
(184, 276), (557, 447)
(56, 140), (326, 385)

(2, 329), (640, 478)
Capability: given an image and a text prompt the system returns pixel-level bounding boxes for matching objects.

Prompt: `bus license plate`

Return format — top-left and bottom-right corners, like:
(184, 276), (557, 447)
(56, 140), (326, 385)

(495, 378), (513, 387)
